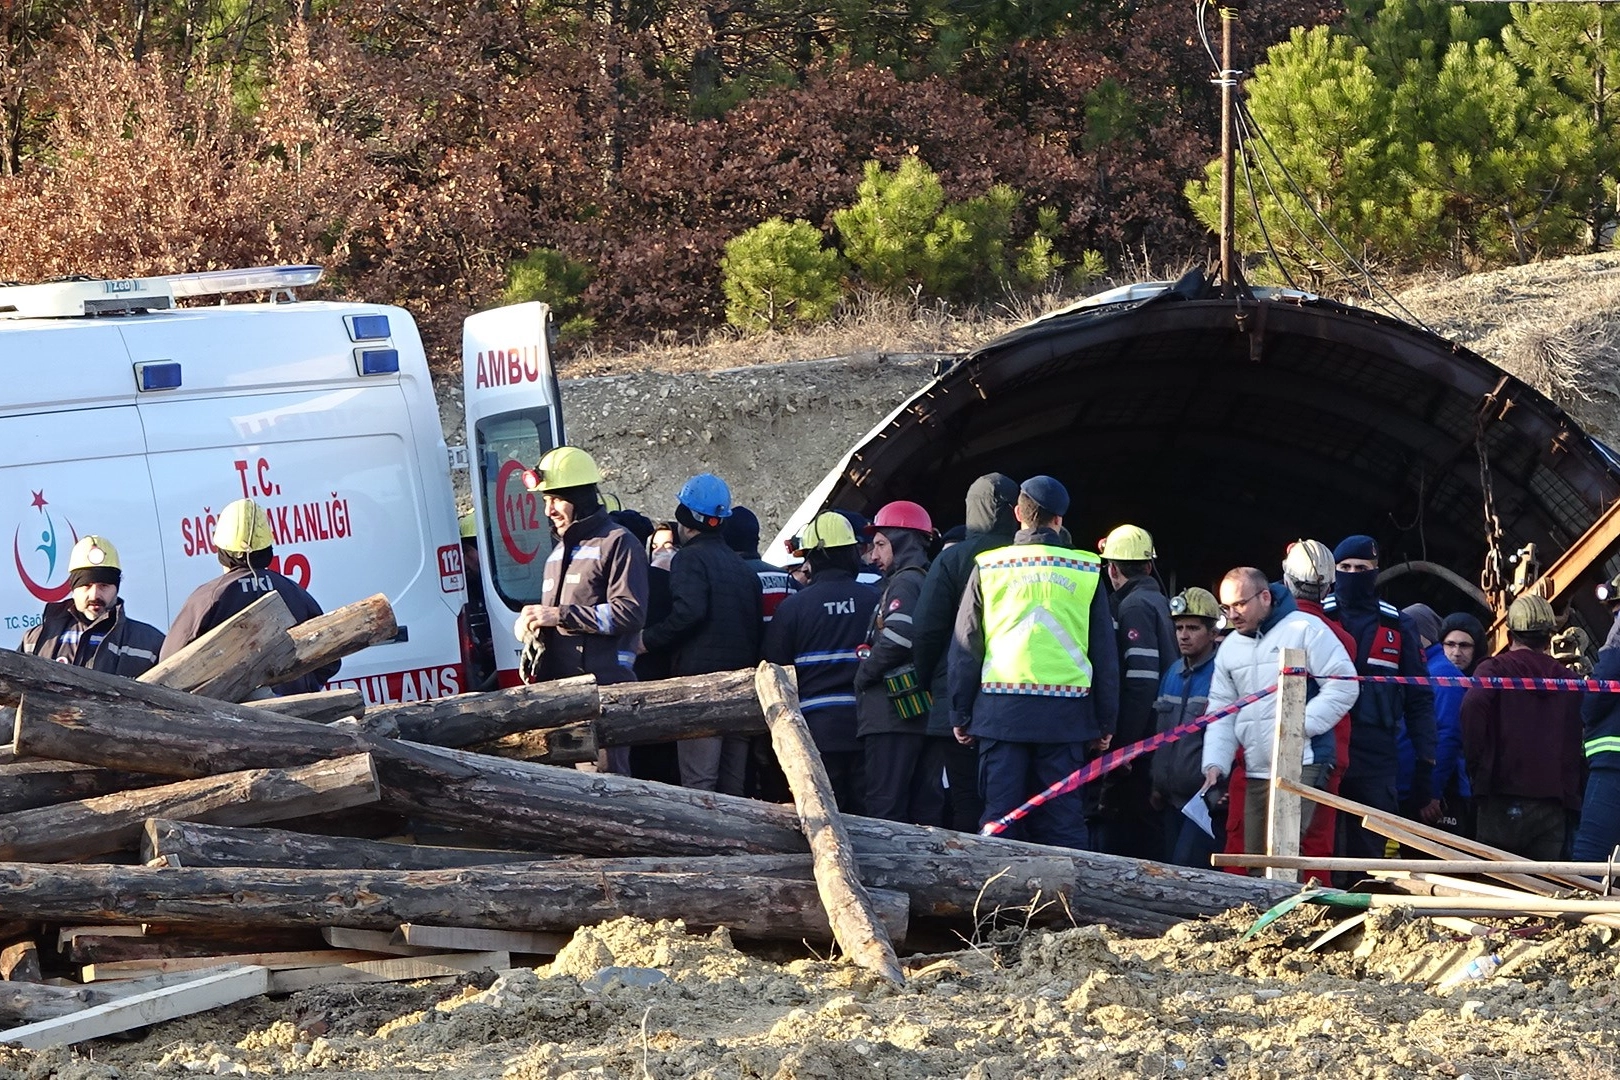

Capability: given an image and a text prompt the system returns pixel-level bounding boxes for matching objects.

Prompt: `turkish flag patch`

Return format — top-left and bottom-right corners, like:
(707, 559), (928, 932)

(889, 598), (903, 611)
(1127, 628), (1141, 641)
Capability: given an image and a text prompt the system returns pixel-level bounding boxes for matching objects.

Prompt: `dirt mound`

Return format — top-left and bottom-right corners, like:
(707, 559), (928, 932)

(9, 913), (1618, 1080)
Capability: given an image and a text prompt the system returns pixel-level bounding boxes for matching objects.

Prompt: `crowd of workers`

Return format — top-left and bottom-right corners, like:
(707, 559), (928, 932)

(505, 444), (1620, 872)
(16, 497), (340, 694)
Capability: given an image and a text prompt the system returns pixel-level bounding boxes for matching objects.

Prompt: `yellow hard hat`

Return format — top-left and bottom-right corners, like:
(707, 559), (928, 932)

(794, 511), (858, 552)
(459, 511), (477, 540)
(1507, 593), (1556, 633)
(526, 446), (601, 493)
(601, 492), (624, 513)
(1100, 524), (1156, 561)
(69, 535), (121, 573)
(1169, 587), (1220, 622)
(213, 499), (275, 554)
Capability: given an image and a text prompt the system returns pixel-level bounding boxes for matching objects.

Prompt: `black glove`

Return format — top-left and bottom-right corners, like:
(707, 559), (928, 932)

(1408, 766), (1433, 812)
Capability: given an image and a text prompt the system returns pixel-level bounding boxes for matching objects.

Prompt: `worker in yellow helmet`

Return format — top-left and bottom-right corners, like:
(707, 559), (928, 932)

(19, 535), (165, 677)
(514, 447), (649, 774)
(1095, 523), (1176, 861)
(162, 498), (339, 694)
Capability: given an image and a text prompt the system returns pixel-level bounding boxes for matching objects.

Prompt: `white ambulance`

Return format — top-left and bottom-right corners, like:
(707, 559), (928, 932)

(0, 265), (565, 701)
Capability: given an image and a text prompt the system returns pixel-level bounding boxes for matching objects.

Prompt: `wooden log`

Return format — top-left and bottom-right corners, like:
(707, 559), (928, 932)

(376, 675), (598, 747)
(395, 925), (567, 956)
(595, 669), (764, 745)
(0, 754), (381, 862)
(267, 952), (507, 993)
(0, 965), (270, 1049)
(143, 819), (556, 871)
(268, 594), (398, 686)
(0, 760), (167, 814)
(1, 980), (105, 1023)
(322, 928), (439, 957)
(0, 863), (910, 945)
(139, 592), (297, 701)
(467, 720), (599, 764)
(0, 941), (40, 983)
(757, 662), (903, 984)
(258, 689), (365, 723)
(1266, 647), (1307, 882)
(11, 681), (1290, 919)
(139, 592), (295, 700)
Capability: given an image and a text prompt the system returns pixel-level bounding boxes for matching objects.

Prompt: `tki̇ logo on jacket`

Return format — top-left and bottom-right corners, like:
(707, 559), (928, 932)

(13, 491), (80, 603)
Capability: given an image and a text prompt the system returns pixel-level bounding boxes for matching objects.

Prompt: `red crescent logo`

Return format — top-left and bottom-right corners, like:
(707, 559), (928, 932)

(14, 524), (79, 603)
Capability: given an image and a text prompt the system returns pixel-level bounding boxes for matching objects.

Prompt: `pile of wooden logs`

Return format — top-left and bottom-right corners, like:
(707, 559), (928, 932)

(0, 596), (1293, 1048)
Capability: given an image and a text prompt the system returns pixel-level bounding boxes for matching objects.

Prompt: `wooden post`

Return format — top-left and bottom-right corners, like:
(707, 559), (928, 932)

(755, 661), (904, 985)
(138, 592), (296, 701)
(1266, 647), (1308, 882)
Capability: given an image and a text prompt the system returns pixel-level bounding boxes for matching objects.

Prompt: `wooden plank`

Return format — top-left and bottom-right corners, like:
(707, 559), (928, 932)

(69, 928), (323, 965)
(321, 928), (437, 957)
(269, 594), (398, 686)
(1217, 854), (1620, 876)
(757, 661), (904, 983)
(82, 949), (387, 982)
(1266, 647), (1307, 882)
(266, 951), (508, 994)
(395, 924), (567, 955)
(139, 592), (297, 701)
(58, 925), (145, 951)
(1364, 817), (1569, 897)
(0, 965), (270, 1049)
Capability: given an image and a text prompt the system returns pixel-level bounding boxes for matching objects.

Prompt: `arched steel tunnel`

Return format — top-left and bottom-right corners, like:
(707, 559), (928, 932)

(777, 271), (1620, 636)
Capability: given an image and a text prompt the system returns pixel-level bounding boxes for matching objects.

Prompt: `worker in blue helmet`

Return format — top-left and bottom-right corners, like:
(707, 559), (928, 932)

(641, 472), (764, 793)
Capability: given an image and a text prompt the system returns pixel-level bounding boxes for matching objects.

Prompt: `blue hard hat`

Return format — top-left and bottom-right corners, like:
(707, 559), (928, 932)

(677, 473), (733, 522)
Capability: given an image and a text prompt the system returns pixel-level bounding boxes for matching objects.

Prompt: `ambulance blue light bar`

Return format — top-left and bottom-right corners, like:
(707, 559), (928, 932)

(355, 348), (400, 376)
(135, 361), (183, 391)
(346, 314), (391, 341)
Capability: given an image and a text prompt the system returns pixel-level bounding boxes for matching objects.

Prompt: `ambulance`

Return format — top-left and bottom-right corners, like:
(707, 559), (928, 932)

(0, 265), (565, 701)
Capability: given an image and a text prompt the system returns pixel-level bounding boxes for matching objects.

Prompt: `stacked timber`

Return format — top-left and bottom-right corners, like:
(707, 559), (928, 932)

(0, 601), (1289, 1047)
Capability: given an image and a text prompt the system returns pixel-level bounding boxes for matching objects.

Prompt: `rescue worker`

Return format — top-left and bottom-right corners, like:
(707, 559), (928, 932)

(763, 512), (880, 811)
(459, 511), (496, 691)
(20, 535), (164, 677)
(164, 499), (339, 695)
(854, 500), (936, 823)
(723, 503), (796, 799)
(947, 476), (1120, 849)
(1322, 534), (1436, 858)
(640, 472), (763, 793)
(1573, 601), (1620, 860)
(513, 446), (649, 773)
(1150, 587), (1223, 868)
(1461, 594), (1584, 860)
(1097, 523), (1176, 860)
(912, 473), (1021, 831)
(1201, 567), (1359, 860)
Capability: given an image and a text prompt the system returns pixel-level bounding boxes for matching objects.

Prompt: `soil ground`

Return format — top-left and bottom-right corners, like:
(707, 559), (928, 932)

(5, 909), (1618, 1079)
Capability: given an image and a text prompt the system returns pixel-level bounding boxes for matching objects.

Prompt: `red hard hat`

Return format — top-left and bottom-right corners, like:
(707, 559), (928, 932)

(870, 500), (933, 534)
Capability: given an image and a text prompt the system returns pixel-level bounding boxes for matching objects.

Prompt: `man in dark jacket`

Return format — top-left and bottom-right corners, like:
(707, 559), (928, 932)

(1150, 587), (1222, 867)
(948, 476), (1120, 849)
(723, 504), (796, 798)
(1096, 523), (1176, 860)
(1322, 534), (1436, 858)
(855, 500), (935, 823)
(1573, 609), (1620, 859)
(764, 512), (880, 811)
(911, 473), (1019, 830)
(164, 498), (338, 695)
(642, 472), (763, 793)
(1462, 594), (1584, 860)
(21, 535), (164, 678)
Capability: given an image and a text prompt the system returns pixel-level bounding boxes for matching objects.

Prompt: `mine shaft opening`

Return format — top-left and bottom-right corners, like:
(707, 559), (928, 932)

(809, 275), (1620, 638)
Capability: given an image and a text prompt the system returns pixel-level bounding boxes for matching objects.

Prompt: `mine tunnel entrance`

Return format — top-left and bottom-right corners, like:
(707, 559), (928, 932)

(786, 272), (1620, 635)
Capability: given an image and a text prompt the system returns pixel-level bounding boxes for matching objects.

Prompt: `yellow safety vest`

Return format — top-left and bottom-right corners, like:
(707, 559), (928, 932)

(976, 544), (1100, 697)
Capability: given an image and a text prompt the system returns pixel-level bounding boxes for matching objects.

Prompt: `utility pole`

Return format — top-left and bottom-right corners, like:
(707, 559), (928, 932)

(1218, 3), (1241, 289)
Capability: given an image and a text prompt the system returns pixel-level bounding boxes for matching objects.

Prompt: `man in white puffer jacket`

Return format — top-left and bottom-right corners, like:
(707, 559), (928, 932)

(1201, 566), (1359, 856)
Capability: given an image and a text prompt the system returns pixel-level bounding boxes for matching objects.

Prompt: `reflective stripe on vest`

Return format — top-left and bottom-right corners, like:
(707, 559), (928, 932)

(976, 545), (1101, 698)
(1586, 735), (1620, 758)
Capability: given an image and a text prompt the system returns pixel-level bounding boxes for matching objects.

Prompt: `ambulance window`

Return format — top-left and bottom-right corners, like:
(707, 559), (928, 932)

(476, 408), (556, 609)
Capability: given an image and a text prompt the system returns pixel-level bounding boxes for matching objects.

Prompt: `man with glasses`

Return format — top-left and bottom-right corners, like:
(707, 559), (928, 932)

(1201, 567), (1359, 859)
(1321, 534), (1437, 859)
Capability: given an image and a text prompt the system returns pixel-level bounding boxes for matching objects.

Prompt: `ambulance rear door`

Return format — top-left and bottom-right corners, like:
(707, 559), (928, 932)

(461, 302), (563, 686)
(0, 320), (167, 637)
(123, 304), (468, 703)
